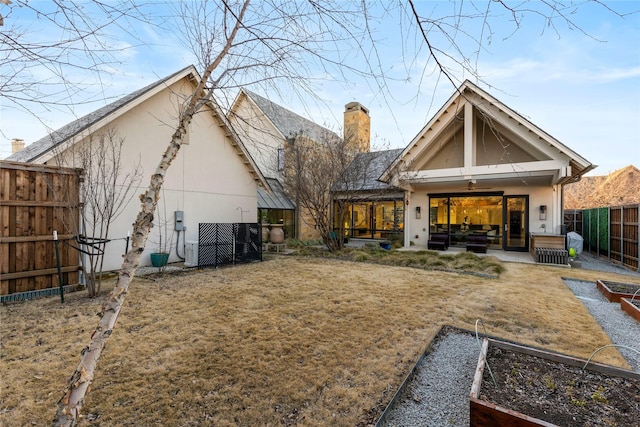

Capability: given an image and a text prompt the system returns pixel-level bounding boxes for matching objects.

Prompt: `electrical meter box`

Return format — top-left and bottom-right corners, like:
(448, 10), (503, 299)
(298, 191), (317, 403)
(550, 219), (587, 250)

(174, 211), (184, 231)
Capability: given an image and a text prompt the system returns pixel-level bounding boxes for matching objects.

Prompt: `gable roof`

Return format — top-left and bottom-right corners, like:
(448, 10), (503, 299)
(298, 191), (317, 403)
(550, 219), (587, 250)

(380, 80), (595, 186)
(239, 89), (339, 142)
(8, 66), (268, 189)
(8, 66), (194, 163)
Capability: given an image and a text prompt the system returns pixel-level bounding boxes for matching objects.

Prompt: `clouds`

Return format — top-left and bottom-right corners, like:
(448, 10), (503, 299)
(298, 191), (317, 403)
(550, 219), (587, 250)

(1, 1), (637, 175)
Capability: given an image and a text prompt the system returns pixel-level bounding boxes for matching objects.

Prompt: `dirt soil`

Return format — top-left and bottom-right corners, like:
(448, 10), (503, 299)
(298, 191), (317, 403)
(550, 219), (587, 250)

(602, 280), (640, 295)
(480, 346), (640, 427)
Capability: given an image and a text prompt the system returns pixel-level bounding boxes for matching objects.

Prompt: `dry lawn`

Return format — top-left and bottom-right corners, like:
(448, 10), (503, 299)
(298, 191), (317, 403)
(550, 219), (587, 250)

(1, 254), (636, 426)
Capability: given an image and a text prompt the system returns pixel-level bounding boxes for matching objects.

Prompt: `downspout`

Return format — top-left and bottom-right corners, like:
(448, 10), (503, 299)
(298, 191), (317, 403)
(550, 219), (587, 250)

(404, 193), (410, 247)
(558, 163), (596, 235)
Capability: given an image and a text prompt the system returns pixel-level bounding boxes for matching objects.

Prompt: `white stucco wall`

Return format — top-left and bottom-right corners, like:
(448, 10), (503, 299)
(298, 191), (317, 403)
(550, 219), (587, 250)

(405, 183), (559, 248)
(46, 77), (259, 271)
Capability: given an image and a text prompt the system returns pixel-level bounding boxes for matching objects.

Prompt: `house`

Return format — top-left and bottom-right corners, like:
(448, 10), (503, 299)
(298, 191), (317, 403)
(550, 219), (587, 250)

(379, 80), (595, 251)
(229, 89), (366, 241)
(7, 66), (268, 271)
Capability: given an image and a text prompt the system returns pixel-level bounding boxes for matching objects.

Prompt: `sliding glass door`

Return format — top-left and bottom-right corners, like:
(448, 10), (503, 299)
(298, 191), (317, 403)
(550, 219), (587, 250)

(429, 193), (503, 248)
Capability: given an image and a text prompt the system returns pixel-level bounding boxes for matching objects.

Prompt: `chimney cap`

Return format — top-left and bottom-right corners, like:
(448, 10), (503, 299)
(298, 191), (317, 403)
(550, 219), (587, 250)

(344, 102), (369, 115)
(11, 138), (25, 154)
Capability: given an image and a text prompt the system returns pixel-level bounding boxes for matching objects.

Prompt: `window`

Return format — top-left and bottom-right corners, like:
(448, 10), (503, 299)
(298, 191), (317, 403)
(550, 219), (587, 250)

(429, 194), (503, 247)
(334, 199), (404, 240)
(277, 148), (284, 171)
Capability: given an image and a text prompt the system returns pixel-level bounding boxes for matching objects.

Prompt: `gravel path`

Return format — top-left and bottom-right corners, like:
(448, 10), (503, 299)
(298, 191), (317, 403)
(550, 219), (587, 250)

(378, 255), (640, 426)
(564, 251), (640, 371)
(379, 332), (480, 426)
(576, 251), (640, 278)
(563, 278), (640, 371)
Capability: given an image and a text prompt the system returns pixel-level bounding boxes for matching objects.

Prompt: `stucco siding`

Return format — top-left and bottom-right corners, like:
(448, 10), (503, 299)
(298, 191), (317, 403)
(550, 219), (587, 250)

(407, 184), (558, 248)
(421, 128), (465, 170)
(474, 117), (545, 166)
(43, 77), (258, 271)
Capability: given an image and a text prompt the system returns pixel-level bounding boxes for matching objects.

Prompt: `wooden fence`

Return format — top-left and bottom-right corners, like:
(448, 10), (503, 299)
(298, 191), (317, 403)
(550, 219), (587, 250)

(564, 205), (639, 272)
(1, 161), (82, 298)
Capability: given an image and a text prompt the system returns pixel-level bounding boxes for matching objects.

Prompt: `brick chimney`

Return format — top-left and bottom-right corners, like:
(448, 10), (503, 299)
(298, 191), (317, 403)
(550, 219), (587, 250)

(344, 102), (370, 152)
(11, 138), (25, 154)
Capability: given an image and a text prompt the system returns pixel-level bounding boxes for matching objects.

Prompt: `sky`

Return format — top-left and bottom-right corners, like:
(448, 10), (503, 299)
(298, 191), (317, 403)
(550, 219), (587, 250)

(1, 1), (639, 176)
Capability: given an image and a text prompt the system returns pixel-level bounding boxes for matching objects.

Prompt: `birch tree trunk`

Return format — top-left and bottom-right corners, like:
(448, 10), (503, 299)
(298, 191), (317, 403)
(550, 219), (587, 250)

(53, 2), (249, 425)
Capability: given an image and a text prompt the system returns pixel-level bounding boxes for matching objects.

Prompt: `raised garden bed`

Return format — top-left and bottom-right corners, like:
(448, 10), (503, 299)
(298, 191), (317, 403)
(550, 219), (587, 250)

(596, 279), (640, 303)
(470, 338), (640, 427)
(620, 297), (640, 323)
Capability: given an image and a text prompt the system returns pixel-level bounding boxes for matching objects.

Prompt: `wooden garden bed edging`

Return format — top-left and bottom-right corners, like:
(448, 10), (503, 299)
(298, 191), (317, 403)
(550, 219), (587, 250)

(620, 297), (640, 323)
(469, 338), (640, 427)
(596, 279), (640, 303)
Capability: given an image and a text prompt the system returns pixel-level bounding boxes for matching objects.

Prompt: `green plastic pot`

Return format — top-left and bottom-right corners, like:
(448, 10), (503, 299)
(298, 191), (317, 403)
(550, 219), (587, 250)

(150, 252), (169, 267)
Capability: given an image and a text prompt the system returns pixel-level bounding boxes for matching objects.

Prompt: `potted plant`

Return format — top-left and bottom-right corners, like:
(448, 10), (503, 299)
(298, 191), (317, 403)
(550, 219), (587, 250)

(150, 198), (174, 269)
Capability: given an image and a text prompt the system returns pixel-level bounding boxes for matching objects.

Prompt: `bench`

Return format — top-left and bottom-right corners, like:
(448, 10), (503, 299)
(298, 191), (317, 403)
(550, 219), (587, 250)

(427, 232), (449, 251)
(466, 233), (488, 253)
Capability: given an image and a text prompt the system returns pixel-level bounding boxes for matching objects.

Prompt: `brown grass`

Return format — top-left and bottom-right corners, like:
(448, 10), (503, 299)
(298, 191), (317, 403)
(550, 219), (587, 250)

(0, 254), (635, 426)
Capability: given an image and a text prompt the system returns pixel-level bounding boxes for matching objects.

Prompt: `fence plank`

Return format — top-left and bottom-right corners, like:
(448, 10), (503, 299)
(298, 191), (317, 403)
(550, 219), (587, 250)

(0, 161), (81, 296)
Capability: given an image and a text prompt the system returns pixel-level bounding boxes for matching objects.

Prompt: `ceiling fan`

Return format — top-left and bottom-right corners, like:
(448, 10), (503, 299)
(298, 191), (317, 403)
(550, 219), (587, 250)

(462, 180), (492, 191)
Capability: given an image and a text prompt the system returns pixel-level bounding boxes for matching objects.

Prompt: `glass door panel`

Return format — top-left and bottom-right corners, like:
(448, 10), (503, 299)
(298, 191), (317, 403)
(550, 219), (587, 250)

(429, 197), (449, 233)
(503, 196), (528, 251)
(352, 203), (371, 238)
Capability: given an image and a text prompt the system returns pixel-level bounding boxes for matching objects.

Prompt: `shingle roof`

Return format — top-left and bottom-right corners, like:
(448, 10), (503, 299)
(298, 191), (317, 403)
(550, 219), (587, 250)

(7, 67), (194, 163)
(258, 178), (295, 210)
(334, 148), (404, 192)
(243, 89), (339, 143)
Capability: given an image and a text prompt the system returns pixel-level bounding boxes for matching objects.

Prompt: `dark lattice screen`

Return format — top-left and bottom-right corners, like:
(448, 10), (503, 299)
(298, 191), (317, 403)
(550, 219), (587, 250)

(198, 223), (262, 268)
(235, 223), (262, 264)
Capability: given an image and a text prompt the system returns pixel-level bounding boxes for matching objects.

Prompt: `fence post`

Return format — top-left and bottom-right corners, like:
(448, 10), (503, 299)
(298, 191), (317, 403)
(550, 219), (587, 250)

(620, 206), (624, 266)
(585, 210), (590, 253)
(597, 208), (600, 258)
(607, 206), (611, 262)
(54, 231), (64, 304)
(582, 210), (593, 254)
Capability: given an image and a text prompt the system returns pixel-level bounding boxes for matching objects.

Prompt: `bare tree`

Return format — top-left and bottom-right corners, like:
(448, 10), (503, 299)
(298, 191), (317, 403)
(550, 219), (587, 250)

(283, 127), (374, 252)
(71, 128), (143, 297)
(333, 147), (403, 245)
(0, 1), (152, 140)
(283, 124), (400, 252)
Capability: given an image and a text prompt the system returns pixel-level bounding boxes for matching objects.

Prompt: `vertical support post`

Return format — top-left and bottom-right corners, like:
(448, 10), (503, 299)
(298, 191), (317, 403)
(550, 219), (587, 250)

(596, 208), (600, 258)
(620, 206), (624, 266)
(637, 203), (640, 272)
(585, 210), (589, 253)
(54, 231), (64, 303)
(464, 101), (474, 168)
(607, 207), (610, 261)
